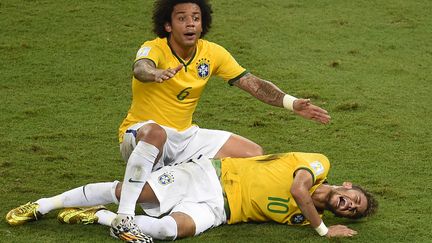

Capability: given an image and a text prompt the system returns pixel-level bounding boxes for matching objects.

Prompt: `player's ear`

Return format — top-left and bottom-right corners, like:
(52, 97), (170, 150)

(342, 182), (352, 189)
(164, 22), (172, 33)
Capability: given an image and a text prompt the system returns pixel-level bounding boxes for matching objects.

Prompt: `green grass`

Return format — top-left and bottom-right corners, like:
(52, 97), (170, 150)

(1, 0), (432, 242)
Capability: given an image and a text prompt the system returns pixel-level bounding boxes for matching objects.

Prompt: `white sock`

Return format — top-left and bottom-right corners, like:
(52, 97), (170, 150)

(117, 141), (158, 216)
(95, 209), (117, 226)
(135, 215), (178, 240)
(36, 196), (63, 215)
(36, 181), (118, 215)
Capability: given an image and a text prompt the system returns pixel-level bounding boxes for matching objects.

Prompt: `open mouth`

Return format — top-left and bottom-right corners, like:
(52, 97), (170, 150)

(337, 196), (347, 209)
(184, 32), (196, 38)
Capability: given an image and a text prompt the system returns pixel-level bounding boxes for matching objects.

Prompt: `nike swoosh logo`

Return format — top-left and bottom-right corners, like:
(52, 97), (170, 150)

(128, 178), (145, 183)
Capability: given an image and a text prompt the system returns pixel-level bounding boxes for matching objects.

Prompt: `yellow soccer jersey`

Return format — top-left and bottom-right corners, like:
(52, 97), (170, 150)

(118, 37), (247, 142)
(221, 152), (330, 225)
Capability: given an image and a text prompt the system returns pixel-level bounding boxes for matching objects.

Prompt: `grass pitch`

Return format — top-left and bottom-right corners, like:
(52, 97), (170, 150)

(1, 0), (432, 242)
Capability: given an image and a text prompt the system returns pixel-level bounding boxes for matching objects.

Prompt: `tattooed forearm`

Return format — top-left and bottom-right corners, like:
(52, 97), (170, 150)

(133, 59), (157, 82)
(233, 73), (285, 107)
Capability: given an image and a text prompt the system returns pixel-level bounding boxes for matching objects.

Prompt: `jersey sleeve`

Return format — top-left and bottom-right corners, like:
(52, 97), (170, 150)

(134, 41), (164, 67)
(211, 43), (248, 83)
(292, 153), (330, 185)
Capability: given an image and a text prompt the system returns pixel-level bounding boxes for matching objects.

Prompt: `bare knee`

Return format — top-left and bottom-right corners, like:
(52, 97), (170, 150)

(247, 143), (264, 157)
(170, 212), (196, 239)
(215, 134), (264, 158)
(136, 123), (167, 149)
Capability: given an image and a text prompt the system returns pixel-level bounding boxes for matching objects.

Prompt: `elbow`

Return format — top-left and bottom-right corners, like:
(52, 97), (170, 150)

(290, 187), (301, 200)
(133, 68), (144, 82)
(290, 184), (307, 201)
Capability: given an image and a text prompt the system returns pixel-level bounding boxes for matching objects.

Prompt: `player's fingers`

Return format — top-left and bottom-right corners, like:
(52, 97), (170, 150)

(164, 70), (176, 78)
(314, 113), (331, 124)
(311, 105), (329, 114)
(161, 74), (171, 80)
(174, 64), (184, 72)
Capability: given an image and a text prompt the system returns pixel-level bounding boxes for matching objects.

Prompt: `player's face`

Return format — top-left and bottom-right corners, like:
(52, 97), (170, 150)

(165, 3), (203, 50)
(326, 187), (368, 219)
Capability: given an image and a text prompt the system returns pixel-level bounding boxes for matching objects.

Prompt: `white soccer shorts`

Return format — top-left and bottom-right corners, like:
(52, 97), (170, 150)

(120, 120), (231, 170)
(142, 157), (226, 235)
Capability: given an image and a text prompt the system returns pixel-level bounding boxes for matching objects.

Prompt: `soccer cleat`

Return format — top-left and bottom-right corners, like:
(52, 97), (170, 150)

(6, 202), (42, 226)
(57, 205), (106, 225)
(110, 215), (153, 243)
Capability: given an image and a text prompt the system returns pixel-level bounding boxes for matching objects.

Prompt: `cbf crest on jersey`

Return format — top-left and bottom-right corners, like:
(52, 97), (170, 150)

(290, 213), (306, 224)
(196, 58), (210, 79)
(158, 171), (174, 185)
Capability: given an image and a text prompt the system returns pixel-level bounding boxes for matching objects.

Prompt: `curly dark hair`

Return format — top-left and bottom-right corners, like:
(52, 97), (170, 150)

(152, 0), (213, 38)
(349, 185), (379, 220)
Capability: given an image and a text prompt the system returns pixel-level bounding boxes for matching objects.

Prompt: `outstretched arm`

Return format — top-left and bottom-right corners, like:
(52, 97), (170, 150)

(290, 170), (357, 238)
(232, 73), (331, 124)
(133, 59), (183, 83)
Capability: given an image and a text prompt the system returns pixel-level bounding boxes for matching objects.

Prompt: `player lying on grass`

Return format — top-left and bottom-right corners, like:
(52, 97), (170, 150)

(6, 152), (377, 242)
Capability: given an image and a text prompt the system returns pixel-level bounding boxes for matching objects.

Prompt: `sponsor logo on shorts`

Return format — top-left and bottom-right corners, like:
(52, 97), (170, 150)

(158, 172), (174, 185)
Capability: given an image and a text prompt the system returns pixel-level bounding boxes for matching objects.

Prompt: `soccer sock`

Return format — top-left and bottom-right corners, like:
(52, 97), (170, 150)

(95, 209), (117, 226)
(117, 141), (158, 216)
(135, 215), (178, 240)
(35, 181), (118, 215)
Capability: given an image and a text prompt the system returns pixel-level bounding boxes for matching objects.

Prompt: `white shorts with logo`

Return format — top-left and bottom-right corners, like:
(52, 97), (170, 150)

(142, 157), (226, 235)
(120, 121), (232, 170)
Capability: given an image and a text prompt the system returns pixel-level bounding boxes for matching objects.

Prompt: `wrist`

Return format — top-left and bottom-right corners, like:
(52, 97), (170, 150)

(315, 221), (328, 236)
(282, 94), (298, 111)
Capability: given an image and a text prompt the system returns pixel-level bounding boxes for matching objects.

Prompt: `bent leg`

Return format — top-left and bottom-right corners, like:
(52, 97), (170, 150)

(134, 203), (217, 240)
(117, 123), (166, 216)
(114, 182), (159, 205)
(214, 133), (263, 158)
(135, 215), (180, 240)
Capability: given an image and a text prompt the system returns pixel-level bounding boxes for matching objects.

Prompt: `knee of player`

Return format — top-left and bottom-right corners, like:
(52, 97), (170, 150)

(156, 216), (181, 240)
(249, 144), (264, 157)
(136, 123), (167, 147)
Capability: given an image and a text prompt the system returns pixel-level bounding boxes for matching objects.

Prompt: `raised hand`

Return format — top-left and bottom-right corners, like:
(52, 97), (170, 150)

(154, 64), (183, 83)
(293, 99), (331, 124)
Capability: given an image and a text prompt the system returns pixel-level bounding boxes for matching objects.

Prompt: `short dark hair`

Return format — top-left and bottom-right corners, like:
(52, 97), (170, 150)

(152, 0), (213, 38)
(350, 185), (378, 219)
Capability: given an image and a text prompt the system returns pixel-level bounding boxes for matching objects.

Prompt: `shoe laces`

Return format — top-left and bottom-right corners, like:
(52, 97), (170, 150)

(19, 203), (39, 219)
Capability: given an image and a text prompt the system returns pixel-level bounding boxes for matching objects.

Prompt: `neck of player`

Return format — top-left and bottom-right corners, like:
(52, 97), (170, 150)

(168, 36), (196, 61)
(311, 184), (333, 211)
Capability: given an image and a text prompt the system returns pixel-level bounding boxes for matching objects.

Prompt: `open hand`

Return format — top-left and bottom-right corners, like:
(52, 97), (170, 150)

(293, 99), (331, 124)
(326, 225), (358, 238)
(154, 64), (183, 83)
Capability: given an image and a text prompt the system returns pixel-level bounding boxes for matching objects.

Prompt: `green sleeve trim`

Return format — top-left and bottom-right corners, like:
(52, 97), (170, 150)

(293, 167), (315, 185)
(228, 70), (249, 86)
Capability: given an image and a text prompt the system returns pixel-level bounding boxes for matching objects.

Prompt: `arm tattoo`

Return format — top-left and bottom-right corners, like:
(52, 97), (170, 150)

(233, 73), (285, 107)
(133, 59), (157, 82)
